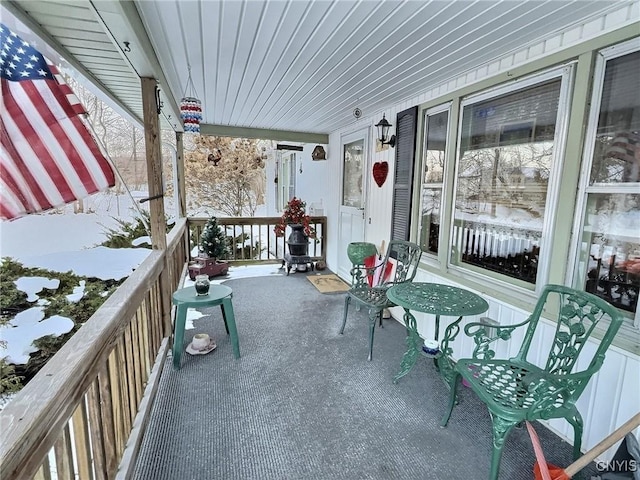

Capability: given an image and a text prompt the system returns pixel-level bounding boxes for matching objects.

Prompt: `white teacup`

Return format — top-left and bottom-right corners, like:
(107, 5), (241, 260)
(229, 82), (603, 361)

(191, 333), (210, 350)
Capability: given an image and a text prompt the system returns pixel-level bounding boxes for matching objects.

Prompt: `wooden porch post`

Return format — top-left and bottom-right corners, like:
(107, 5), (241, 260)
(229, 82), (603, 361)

(176, 132), (187, 218)
(141, 77), (172, 336)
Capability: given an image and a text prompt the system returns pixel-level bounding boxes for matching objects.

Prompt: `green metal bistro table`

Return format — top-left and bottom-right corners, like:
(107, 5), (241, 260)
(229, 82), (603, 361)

(386, 282), (488, 384)
(172, 285), (240, 370)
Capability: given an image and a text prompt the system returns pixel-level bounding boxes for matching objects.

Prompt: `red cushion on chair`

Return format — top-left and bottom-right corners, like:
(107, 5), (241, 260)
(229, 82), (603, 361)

(363, 255), (377, 286)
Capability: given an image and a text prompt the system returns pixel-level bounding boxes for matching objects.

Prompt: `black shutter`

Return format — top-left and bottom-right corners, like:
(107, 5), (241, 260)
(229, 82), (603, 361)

(390, 106), (418, 241)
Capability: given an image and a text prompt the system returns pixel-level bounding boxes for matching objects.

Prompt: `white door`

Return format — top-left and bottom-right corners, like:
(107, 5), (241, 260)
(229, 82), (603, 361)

(337, 130), (369, 280)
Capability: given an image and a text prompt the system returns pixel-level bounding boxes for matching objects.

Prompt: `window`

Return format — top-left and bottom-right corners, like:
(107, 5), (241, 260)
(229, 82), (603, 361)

(342, 139), (364, 208)
(450, 70), (570, 288)
(277, 152), (296, 211)
(418, 108), (449, 255)
(572, 43), (639, 323)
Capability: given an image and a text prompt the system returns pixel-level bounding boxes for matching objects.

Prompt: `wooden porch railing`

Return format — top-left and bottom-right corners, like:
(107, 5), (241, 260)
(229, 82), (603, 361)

(0, 219), (190, 480)
(0, 215), (327, 479)
(188, 216), (327, 263)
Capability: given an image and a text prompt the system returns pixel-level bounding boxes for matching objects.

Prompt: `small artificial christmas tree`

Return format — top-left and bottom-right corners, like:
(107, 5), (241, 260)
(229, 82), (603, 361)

(200, 217), (230, 259)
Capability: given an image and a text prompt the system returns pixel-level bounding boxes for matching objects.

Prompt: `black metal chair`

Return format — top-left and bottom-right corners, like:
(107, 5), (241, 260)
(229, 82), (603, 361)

(339, 240), (422, 360)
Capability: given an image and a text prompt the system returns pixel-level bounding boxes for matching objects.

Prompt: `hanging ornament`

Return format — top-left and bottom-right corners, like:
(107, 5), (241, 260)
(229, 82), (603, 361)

(180, 67), (202, 133)
(180, 97), (202, 133)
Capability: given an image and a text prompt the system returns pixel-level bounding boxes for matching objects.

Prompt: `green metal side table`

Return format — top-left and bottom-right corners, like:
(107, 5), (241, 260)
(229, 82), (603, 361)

(172, 284), (240, 370)
(386, 282), (488, 384)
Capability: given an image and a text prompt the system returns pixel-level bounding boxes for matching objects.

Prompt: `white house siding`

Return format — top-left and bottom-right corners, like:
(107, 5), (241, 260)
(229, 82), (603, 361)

(264, 143), (330, 218)
(325, 5), (639, 462)
(293, 144), (331, 219)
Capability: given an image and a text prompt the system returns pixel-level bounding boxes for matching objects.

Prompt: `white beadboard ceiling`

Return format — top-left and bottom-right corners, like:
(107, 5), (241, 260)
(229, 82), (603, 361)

(4, 0), (639, 139)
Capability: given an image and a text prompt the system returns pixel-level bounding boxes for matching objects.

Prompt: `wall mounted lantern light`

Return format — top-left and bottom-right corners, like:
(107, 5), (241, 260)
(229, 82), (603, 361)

(375, 114), (396, 148)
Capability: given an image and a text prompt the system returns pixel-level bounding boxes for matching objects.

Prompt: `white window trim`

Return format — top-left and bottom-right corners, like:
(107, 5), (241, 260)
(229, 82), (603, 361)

(567, 37), (640, 330)
(276, 151), (296, 212)
(459, 65), (574, 108)
(449, 64), (575, 296)
(574, 37), (640, 193)
(418, 102), (452, 266)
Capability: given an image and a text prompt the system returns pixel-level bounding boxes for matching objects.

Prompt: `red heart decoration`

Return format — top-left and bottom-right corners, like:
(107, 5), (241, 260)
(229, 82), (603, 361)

(372, 161), (389, 187)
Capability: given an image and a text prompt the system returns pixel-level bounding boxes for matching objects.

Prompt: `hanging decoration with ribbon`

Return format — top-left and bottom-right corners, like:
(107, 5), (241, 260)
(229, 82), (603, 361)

(180, 67), (202, 133)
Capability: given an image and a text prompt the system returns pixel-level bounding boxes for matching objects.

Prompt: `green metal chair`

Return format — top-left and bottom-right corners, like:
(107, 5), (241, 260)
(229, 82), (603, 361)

(440, 284), (624, 480)
(339, 240), (422, 360)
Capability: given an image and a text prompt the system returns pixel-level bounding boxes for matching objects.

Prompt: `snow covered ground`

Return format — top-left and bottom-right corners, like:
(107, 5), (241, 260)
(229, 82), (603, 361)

(0, 193), (154, 368)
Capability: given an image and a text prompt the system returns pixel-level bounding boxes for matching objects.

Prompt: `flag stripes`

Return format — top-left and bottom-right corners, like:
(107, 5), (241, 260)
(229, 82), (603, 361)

(0, 23), (115, 220)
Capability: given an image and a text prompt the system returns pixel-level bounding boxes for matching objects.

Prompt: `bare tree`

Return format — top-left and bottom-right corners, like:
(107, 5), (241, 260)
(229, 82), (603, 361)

(184, 136), (266, 216)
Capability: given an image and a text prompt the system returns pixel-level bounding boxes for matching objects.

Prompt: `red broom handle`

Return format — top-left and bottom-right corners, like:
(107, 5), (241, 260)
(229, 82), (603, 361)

(526, 421), (552, 480)
(564, 412), (640, 477)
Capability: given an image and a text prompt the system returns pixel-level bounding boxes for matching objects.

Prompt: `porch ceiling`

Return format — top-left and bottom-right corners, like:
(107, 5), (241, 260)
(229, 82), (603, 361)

(3, 0), (636, 140)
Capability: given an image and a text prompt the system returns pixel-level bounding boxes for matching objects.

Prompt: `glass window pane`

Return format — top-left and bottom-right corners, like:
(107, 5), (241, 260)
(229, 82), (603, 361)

(424, 112), (448, 183)
(288, 153), (296, 199)
(589, 51), (640, 184)
(420, 188), (442, 253)
(278, 152), (295, 211)
(575, 48), (640, 319)
(419, 110), (448, 254)
(580, 193), (639, 313)
(452, 79), (562, 284)
(342, 140), (364, 208)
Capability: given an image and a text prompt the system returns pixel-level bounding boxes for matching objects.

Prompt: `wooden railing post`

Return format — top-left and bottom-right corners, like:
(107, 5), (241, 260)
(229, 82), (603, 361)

(176, 132), (186, 219)
(141, 77), (172, 337)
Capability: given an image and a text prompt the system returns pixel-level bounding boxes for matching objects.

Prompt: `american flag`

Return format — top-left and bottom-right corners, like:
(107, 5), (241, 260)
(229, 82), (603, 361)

(0, 23), (115, 220)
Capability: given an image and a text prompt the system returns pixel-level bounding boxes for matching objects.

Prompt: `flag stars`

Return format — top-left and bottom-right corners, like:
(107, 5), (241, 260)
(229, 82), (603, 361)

(1, 24), (52, 81)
